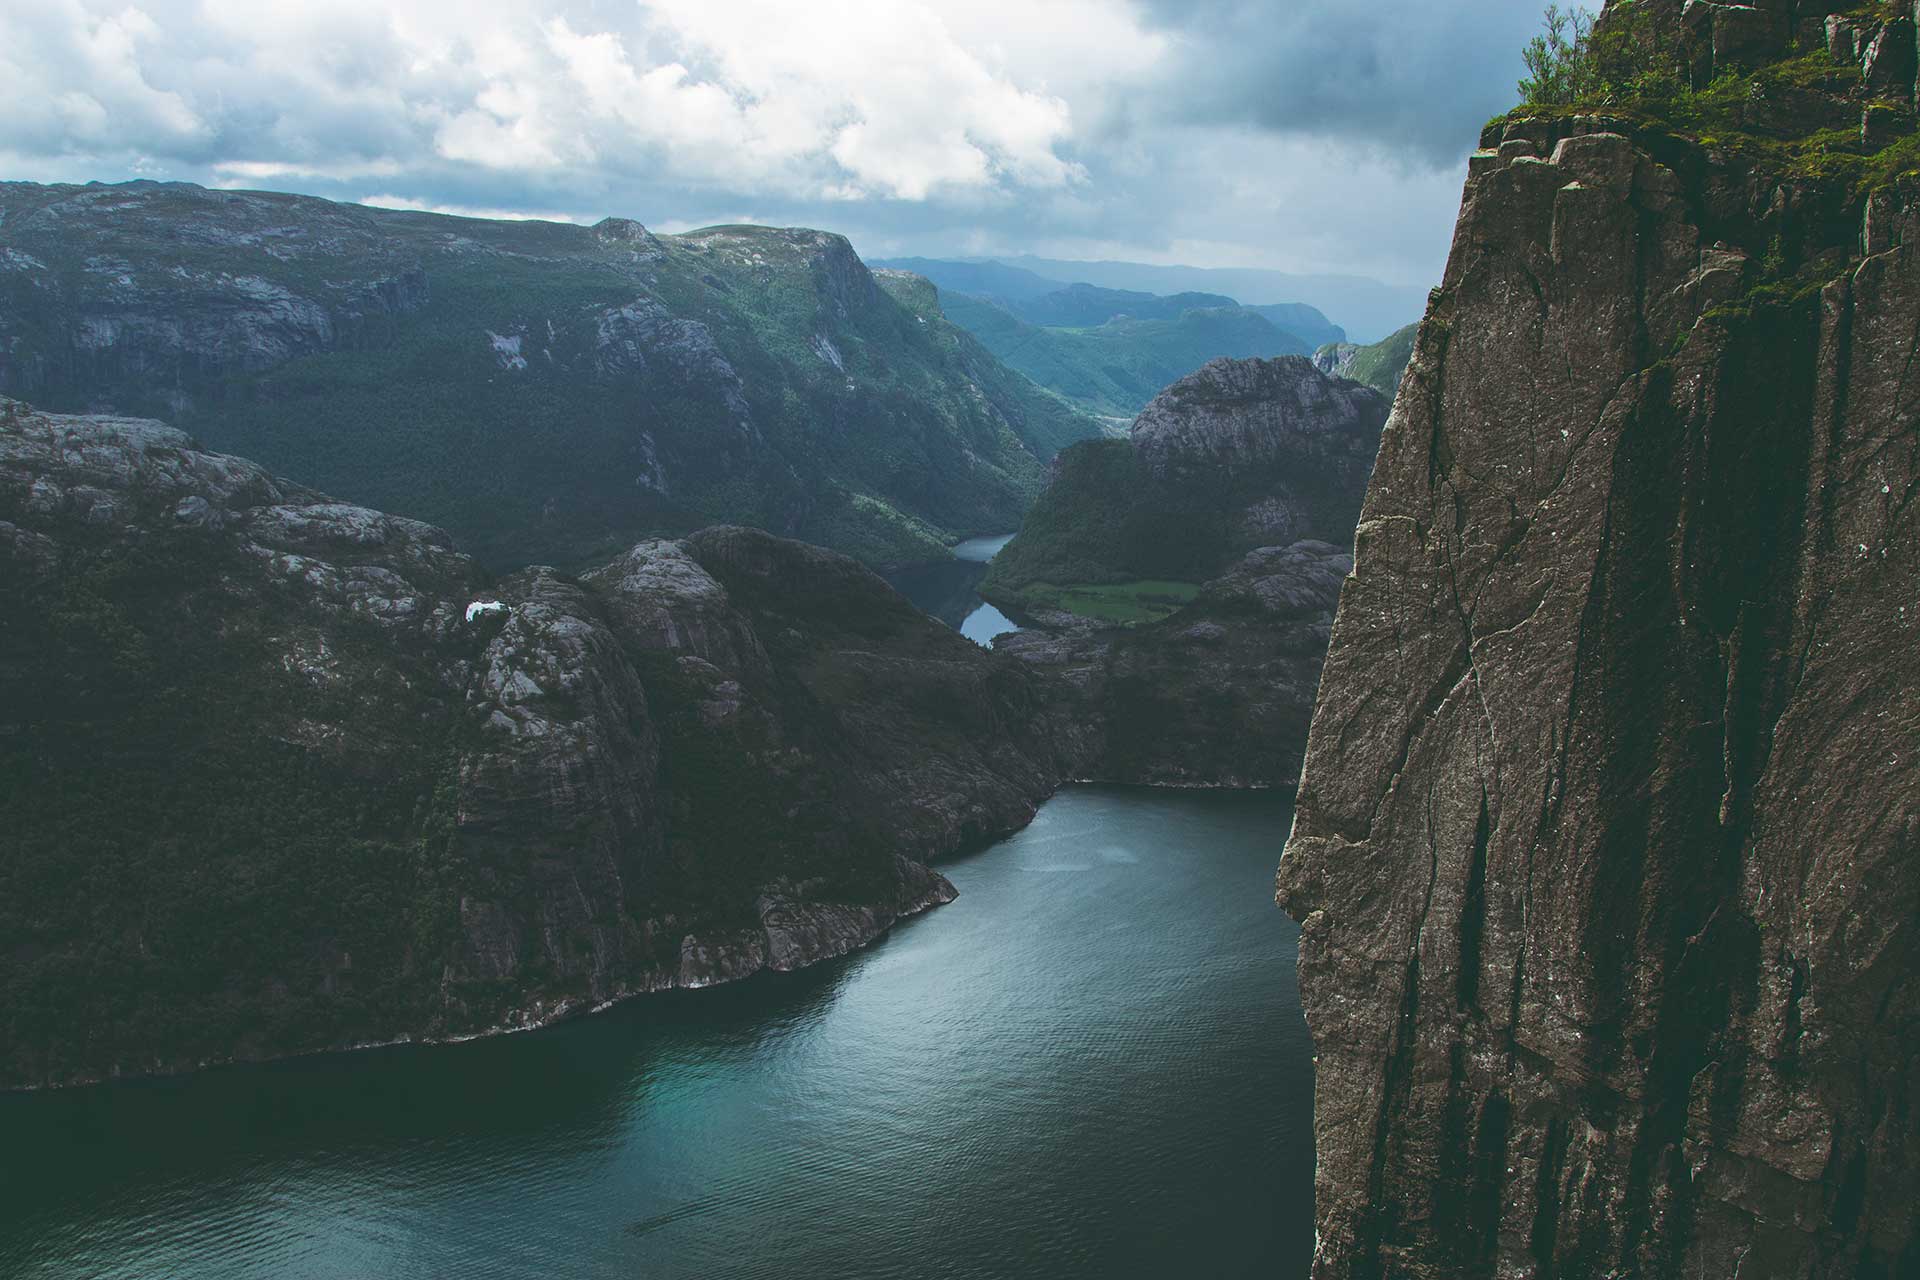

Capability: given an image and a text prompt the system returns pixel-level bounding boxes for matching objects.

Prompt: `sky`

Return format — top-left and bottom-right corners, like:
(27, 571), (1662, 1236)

(0, 0), (1552, 291)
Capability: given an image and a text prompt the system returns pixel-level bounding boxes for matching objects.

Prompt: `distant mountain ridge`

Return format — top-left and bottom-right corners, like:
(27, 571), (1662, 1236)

(874, 256), (1351, 417)
(993, 256), (1428, 345)
(937, 293), (1310, 419)
(0, 181), (1102, 571)
(873, 256), (1348, 348)
(982, 355), (1388, 615)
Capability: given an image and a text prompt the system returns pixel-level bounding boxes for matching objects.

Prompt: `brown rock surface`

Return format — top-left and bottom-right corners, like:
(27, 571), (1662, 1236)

(1277, 26), (1920, 1279)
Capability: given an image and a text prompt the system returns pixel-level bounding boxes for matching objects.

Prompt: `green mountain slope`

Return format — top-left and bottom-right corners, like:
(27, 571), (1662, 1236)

(939, 293), (1312, 418)
(0, 181), (1100, 570)
(1312, 321), (1419, 397)
(982, 357), (1387, 621)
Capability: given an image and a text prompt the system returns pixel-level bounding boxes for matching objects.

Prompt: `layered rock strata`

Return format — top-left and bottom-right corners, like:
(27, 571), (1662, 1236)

(1278, 5), (1919, 1274)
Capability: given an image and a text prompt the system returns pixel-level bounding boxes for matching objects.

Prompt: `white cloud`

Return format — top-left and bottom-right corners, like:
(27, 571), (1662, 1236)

(358, 193), (592, 223)
(1, 0), (1103, 203)
(0, 0), (1543, 290)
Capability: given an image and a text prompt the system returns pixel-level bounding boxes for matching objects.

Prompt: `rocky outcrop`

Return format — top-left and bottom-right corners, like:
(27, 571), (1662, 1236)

(976, 356), (1385, 788)
(1312, 343), (1361, 379)
(1277, 7), (1918, 1275)
(1000, 540), (1349, 788)
(0, 399), (1067, 1090)
(1130, 356), (1385, 492)
(984, 357), (1386, 599)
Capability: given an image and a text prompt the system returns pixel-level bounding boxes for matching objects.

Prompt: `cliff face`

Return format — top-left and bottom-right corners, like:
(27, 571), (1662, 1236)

(999, 540), (1349, 788)
(984, 356), (1387, 602)
(0, 399), (1064, 1089)
(1278, 6), (1918, 1276)
(0, 181), (1099, 570)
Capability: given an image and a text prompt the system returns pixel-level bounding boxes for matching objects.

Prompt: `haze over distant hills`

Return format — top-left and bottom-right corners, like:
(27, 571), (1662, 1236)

(875, 256), (1362, 417)
(882, 255), (1428, 344)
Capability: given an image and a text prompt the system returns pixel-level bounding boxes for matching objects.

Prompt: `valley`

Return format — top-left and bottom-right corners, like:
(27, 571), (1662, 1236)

(6, 1), (1918, 1274)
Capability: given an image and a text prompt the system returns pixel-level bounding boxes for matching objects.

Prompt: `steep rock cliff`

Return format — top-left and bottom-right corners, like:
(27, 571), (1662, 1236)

(1278, 5), (1918, 1276)
(0, 399), (1064, 1089)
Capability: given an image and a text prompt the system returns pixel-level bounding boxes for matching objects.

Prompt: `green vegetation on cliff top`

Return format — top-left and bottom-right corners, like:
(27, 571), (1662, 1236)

(1316, 323), (1419, 398)
(1501, 2), (1920, 198)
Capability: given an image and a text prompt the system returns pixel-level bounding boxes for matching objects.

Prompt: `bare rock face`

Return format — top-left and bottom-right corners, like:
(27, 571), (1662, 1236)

(0, 399), (1064, 1089)
(1277, 40), (1918, 1280)
(984, 355), (1385, 789)
(999, 540), (1350, 788)
(1131, 355), (1386, 491)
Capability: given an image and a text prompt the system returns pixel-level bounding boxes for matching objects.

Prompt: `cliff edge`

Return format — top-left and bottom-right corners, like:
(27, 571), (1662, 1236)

(1278, 4), (1918, 1276)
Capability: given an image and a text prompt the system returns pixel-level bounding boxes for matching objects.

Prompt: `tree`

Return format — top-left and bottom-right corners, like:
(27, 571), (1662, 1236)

(1518, 4), (1599, 106)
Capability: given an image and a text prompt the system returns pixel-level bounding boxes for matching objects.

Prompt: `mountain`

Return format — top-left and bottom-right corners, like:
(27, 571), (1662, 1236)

(870, 256), (1350, 415)
(874, 257), (1346, 346)
(864, 257), (1068, 303)
(1278, 4), (1920, 1274)
(994, 255), (1429, 343)
(0, 181), (1101, 572)
(1312, 321), (1418, 397)
(955, 279), (1346, 349)
(1249, 304), (1349, 351)
(939, 293), (1313, 417)
(1000, 538), (1352, 789)
(975, 356), (1386, 789)
(0, 398), (1075, 1089)
(981, 356), (1387, 619)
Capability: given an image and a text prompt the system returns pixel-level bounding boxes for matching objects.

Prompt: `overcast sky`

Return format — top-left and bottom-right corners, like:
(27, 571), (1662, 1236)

(2, 0), (1550, 289)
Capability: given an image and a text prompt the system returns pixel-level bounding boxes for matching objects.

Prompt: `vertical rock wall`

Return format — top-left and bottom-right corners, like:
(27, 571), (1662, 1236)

(1278, 7), (1919, 1274)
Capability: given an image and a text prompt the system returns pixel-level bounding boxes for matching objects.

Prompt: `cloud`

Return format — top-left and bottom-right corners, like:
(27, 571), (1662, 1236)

(0, 0), (1551, 296)
(1131, 0), (1546, 166)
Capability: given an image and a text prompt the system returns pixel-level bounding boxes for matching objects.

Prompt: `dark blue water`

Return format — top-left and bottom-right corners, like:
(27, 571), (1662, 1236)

(0, 786), (1315, 1279)
(885, 533), (1022, 647)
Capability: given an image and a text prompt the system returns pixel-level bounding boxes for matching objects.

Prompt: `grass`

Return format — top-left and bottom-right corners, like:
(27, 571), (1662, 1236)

(1495, 21), (1920, 197)
(1011, 580), (1202, 625)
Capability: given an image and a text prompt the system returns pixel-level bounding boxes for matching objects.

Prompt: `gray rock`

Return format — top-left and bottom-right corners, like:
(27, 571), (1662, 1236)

(1278, 64), (1919, 1277)
(0, 402), (1069, 1090)
(1130, 355), (1386, 484)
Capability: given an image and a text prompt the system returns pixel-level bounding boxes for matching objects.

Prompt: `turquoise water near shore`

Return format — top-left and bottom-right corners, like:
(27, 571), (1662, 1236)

(0, 786), (1315, 1279)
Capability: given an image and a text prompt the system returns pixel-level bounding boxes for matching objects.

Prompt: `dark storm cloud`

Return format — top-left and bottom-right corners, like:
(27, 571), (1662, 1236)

(0, 0), (1559, 300)
(1134, 0), (1545, 165)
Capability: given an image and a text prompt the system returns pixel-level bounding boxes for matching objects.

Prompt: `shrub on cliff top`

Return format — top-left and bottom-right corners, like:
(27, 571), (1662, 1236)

(1518, 4), (1600, 106)
(1519, 2), (1697, 109)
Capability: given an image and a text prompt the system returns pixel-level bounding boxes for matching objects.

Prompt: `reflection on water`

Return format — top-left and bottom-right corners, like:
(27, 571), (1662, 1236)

(0, 787), (1314, 1280)
(885, 533), (1022, 646)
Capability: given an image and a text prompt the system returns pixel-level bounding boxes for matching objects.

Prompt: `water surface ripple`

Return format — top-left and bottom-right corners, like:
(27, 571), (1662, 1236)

(1, 786), (1315, 1279)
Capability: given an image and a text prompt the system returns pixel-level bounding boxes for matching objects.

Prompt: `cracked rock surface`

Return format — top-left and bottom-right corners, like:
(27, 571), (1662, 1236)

(1278, 14), (1919, 1276)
